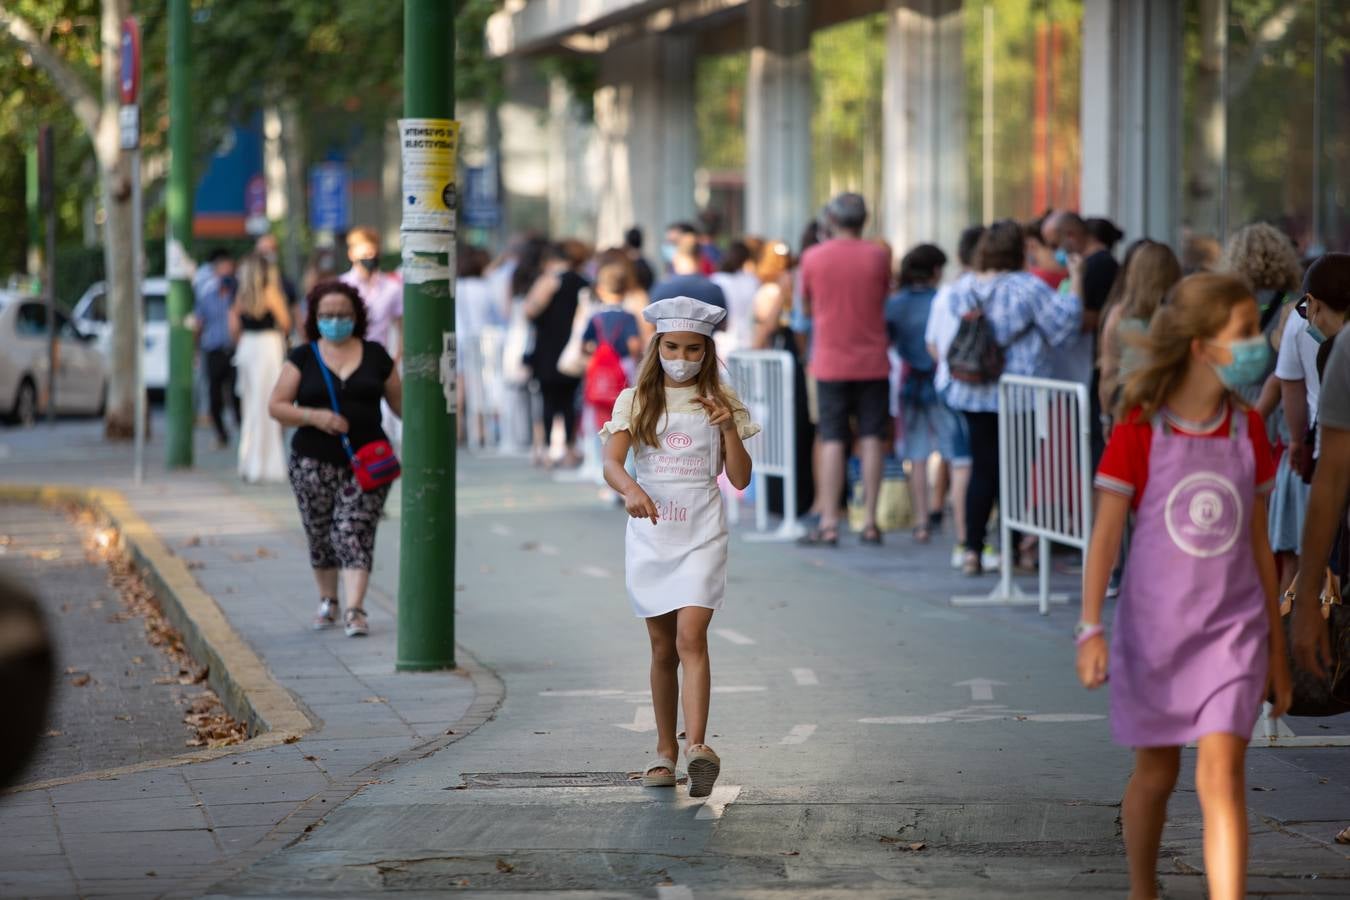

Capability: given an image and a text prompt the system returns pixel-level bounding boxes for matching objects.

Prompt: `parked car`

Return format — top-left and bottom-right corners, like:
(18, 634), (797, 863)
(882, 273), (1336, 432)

(0, 292), (109, 426)
(70, 278), (169, 392)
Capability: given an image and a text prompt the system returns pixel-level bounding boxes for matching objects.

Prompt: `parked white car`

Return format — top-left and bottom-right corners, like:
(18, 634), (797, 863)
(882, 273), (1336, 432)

(70, 278), (169, 392)
(0, 292), (109, 426)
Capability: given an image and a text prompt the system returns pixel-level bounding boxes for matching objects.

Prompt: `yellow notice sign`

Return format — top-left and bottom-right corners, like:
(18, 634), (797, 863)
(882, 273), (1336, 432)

(398, 118), (459, 234)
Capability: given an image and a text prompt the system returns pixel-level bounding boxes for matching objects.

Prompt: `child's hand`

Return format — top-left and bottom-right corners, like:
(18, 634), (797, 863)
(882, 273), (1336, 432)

(1076, 635), (1108, 689)
(623, 487), (659, 524)
(695, 395), (736, 432)
(1268, 652), (1293, 719)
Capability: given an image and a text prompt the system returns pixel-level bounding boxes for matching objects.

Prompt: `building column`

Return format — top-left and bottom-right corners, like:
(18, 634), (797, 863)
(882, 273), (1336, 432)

(882, 0), (966, 263)
(594, 34), (697, 249)
(1080, 0), (1180, 245)
(745, 0), (813, 243)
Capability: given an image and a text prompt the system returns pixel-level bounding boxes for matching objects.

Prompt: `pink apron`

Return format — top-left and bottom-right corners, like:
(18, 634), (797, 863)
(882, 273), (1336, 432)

(1110, 409), (1269, 747)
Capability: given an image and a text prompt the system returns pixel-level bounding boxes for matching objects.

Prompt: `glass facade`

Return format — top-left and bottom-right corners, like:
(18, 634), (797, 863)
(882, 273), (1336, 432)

(695, 52), (749, 239)
(1184, 0), (1350, 255)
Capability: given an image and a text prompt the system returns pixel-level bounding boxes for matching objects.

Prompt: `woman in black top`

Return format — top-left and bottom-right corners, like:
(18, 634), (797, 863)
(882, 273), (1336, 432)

(524, 241), (589, 467)
(230, 254), (292, 483)
(269, 281), (402, 637)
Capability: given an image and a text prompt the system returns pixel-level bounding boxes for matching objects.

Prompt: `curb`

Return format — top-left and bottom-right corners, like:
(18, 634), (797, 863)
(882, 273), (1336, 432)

(0, 483), (312, 748)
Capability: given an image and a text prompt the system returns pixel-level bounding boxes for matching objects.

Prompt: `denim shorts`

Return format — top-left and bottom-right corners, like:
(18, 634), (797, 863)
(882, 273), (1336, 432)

(900, 385), (970, 464)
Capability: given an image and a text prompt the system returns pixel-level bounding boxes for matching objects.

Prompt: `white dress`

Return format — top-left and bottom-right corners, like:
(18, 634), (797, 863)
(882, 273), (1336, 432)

(234, 329), (288, 483)
(602, 385), (760, 618)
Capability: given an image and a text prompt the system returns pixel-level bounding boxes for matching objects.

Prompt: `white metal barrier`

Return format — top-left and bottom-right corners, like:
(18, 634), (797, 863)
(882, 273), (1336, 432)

(952, 374), (1093, 615)
(724, 349), (805, 541)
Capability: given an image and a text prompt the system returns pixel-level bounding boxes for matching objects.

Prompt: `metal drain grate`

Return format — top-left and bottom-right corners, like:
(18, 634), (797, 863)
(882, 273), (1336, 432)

(454, 771), (644, 789)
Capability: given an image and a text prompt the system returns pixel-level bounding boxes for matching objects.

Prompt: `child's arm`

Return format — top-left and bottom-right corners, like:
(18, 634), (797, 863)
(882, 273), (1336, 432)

(1077, 489), (1129, 689)
(696, 395), (752, 490)
(1251, 494), (1292, 717)
(602, 430), (658, 524)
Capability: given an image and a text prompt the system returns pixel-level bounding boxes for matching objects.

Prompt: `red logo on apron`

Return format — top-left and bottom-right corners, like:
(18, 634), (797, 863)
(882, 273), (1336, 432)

(666, 431), (693, 450)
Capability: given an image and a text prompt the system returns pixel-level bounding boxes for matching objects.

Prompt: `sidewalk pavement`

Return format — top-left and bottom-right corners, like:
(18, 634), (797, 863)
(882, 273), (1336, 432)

(0, 421), (496, 899)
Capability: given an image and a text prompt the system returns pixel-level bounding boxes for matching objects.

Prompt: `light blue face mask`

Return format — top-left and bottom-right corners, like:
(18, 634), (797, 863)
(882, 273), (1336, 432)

(317, 317), (355, 342)
(1210, 336), (1270, 387)
(1307, 322), (1327, 345)
(660, 242), (677, 265)
(1053, 248), (1069, 268)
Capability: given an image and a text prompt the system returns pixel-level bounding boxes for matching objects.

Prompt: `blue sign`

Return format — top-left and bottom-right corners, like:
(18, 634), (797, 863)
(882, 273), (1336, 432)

(462, 165), (500, 229)
(309, 163), (351, 233)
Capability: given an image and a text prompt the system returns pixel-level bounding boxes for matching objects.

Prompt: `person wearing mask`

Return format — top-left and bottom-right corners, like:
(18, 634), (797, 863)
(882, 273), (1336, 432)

(340, 227), (404, 447)
(661, 222), (700, 276)
(255, 232), (298, 309)
(193, 248), (240, 449)
(524, 240), (591, 468)
(650, 234), (728, 313)
(229, 254), (292, 483)
(1220, 223), (1303, 334)
(456, 245), (500, 448)
(268, 281), (402, 638)
(926, 225), (984, 568)
(1024, 214), (1067, 290)
(886, 243), (957, 544)
(1290, 255), (1350, 779)
(623, 227), (656, 294)
(697, 209), (725, 273)
(710, 239), (762, 355)
(582, 261), (644, 432)
(938, 220), (1082, 575)
(1097, 241), (1183, 420)
(795, 193), (893, 547)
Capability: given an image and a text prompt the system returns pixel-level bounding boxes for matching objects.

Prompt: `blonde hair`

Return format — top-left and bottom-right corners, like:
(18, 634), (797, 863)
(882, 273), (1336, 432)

(756, 241), (791, 284)
(1118, 241), (1183, 321)
(346, 227), (379, 251)
(235, 254), (272, 319)
(630, 334), (729, 449)
(1220, 223), (1302, 293)
(1119, 273), (1255, 419)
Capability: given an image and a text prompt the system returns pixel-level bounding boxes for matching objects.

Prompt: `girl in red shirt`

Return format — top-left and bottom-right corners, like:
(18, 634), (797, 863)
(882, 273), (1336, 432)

(1078, 273), (1292, 900)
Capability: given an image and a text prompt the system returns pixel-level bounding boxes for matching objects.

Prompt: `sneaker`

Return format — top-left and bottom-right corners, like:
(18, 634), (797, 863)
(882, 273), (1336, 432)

(312, 597), (338, 630)
(950, 546), (965, 569)
(343, 607), (370, 638)
(962, 550), (982, 576)
(982, 545), (1001, 570)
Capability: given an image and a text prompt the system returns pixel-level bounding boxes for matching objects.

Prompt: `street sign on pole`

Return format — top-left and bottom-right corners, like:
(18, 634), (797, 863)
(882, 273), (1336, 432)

(244, 174), (268, 236)
(462, 165), (501, 230)
(165, 1), (194, 469)
(122, 16), (146, 484)
(397, 0), (457, 671)
(308, 163), (351, 234)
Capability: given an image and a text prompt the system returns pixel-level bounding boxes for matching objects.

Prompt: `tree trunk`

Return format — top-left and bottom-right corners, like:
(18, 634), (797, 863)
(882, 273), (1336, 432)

(99, 0), (137, 440)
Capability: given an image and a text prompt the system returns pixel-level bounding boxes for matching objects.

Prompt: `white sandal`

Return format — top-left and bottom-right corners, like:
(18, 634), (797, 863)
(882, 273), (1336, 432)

(642, 757), (677, 788)
(685, 746), (721, 798)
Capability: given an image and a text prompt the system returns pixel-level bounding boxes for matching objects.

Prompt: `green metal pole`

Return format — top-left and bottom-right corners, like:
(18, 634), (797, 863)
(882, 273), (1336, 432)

(397, 0), (457, 670)
(165, 0), (194, 468)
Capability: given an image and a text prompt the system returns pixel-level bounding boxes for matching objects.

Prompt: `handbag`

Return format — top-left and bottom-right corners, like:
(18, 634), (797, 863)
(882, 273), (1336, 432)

(1278, 569), (1350, 717)
(947, 280), (1006, 385)
(555, 289), (595, 378)
(311, 343), (401, 492)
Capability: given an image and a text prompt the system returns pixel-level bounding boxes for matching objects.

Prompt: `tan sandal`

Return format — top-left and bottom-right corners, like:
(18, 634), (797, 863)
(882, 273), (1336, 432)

(641, 757), (677, 788)
(686, 745), (721, 798)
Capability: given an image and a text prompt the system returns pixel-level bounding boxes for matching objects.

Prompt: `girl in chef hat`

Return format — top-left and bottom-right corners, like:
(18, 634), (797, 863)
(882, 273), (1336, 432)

(601, 296), (760, 799)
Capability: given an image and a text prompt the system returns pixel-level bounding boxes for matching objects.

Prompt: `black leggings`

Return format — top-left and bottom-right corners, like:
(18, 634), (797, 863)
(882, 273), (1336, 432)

(537, 378), (580, 445)
(963, 411), (1000, 553)
(204, 347), (240, 443)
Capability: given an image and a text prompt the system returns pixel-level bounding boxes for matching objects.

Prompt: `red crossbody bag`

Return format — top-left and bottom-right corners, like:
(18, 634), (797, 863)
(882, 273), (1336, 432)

(312, 343), (401, 491)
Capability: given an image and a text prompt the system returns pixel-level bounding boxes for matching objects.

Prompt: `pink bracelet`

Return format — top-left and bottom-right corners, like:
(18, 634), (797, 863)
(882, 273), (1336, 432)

(1075, 624), (1105, 646)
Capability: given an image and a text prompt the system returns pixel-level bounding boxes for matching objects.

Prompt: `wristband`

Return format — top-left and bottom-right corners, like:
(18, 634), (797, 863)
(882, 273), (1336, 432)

(1074, 623), (1105, 646)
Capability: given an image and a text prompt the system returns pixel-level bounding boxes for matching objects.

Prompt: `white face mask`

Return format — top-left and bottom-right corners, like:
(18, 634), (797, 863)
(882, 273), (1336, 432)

(660, 354), (704, 383)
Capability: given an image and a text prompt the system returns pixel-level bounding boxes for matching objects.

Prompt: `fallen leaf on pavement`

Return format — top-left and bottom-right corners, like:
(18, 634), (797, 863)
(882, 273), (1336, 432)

(114, 715), (132, 721)
(43, 730), (62, 737)
(303, 755), (318, 761)
(184, 536), (201, 548)
(28, 549), (61, 560)
(1337, 827), (1350, 845)
(780, 850), (800, 856)
(283, 735), (300, 744)
(495, 859), (515, 873)
(186, 561), (205, 570)
(130, 656), (144, 665)
(70, 673), (91, 687)
(361, 696), (387, 704)
(256, 547), (276, 558)
(906, 842), (926, 852)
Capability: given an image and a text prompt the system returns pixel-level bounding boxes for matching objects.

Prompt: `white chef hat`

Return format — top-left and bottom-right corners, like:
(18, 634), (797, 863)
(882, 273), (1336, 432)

(642, 296), (727, 337)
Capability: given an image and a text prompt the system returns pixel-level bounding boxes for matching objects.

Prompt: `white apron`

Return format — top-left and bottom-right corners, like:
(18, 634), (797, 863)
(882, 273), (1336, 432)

(626, 411), (727, 618)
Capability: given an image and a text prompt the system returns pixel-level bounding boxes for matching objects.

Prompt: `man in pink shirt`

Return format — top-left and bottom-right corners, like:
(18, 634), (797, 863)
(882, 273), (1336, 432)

(797, 193), (893, 546)
(339, 226), (403, 357)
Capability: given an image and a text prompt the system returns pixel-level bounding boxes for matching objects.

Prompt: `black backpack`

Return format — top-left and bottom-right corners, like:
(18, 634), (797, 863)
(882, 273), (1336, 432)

(947, 279), (1006, 385)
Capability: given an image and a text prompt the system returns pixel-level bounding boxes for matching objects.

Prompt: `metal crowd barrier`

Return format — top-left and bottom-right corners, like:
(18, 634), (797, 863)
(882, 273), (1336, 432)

(952, 374), (1094, 615)
(724, 350), (805, 541)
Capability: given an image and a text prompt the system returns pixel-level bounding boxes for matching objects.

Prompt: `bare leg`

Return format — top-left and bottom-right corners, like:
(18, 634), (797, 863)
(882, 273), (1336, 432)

(950, 462), (972, 547)
(908, 457), (930, 535)
(1122, 745), (1180, 900)
(807, 437), (825, 516)
(1276, 551), (1298, 595)
(860, 436), (884, 532)
(341, 568), (371, 612)
(311, 567), (339, 599)
(817, 440), (847, 532)
(930, 454), (949, 519)
(645, 613), (680, 772)
(675, 607), (715, 751)
(1195, 733), (1249, 900)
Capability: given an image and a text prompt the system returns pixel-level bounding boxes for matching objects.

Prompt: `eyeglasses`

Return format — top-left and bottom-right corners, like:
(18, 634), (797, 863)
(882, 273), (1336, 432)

(1295, 294), (1310, 319)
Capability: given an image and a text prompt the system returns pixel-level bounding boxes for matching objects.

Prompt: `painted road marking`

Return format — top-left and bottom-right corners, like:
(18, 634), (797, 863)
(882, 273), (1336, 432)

(656, 885), (695, 900)
(695, 784), (741, 820)
(541, 686), (766, 699)
(861, 705), (1104, 725)
(538, 543), (560, 556)
(955, 678), (1005, 701)
(713, 685), (767, 694)
(542, 689), (626, 697)
(614, 706), (656, 733)
(578, 564), (612, 578)
(791, 668), (819, 686)
(781, 724), (817, 745)
(714, 628), (755, 646)
(489, 523), (513, 537)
